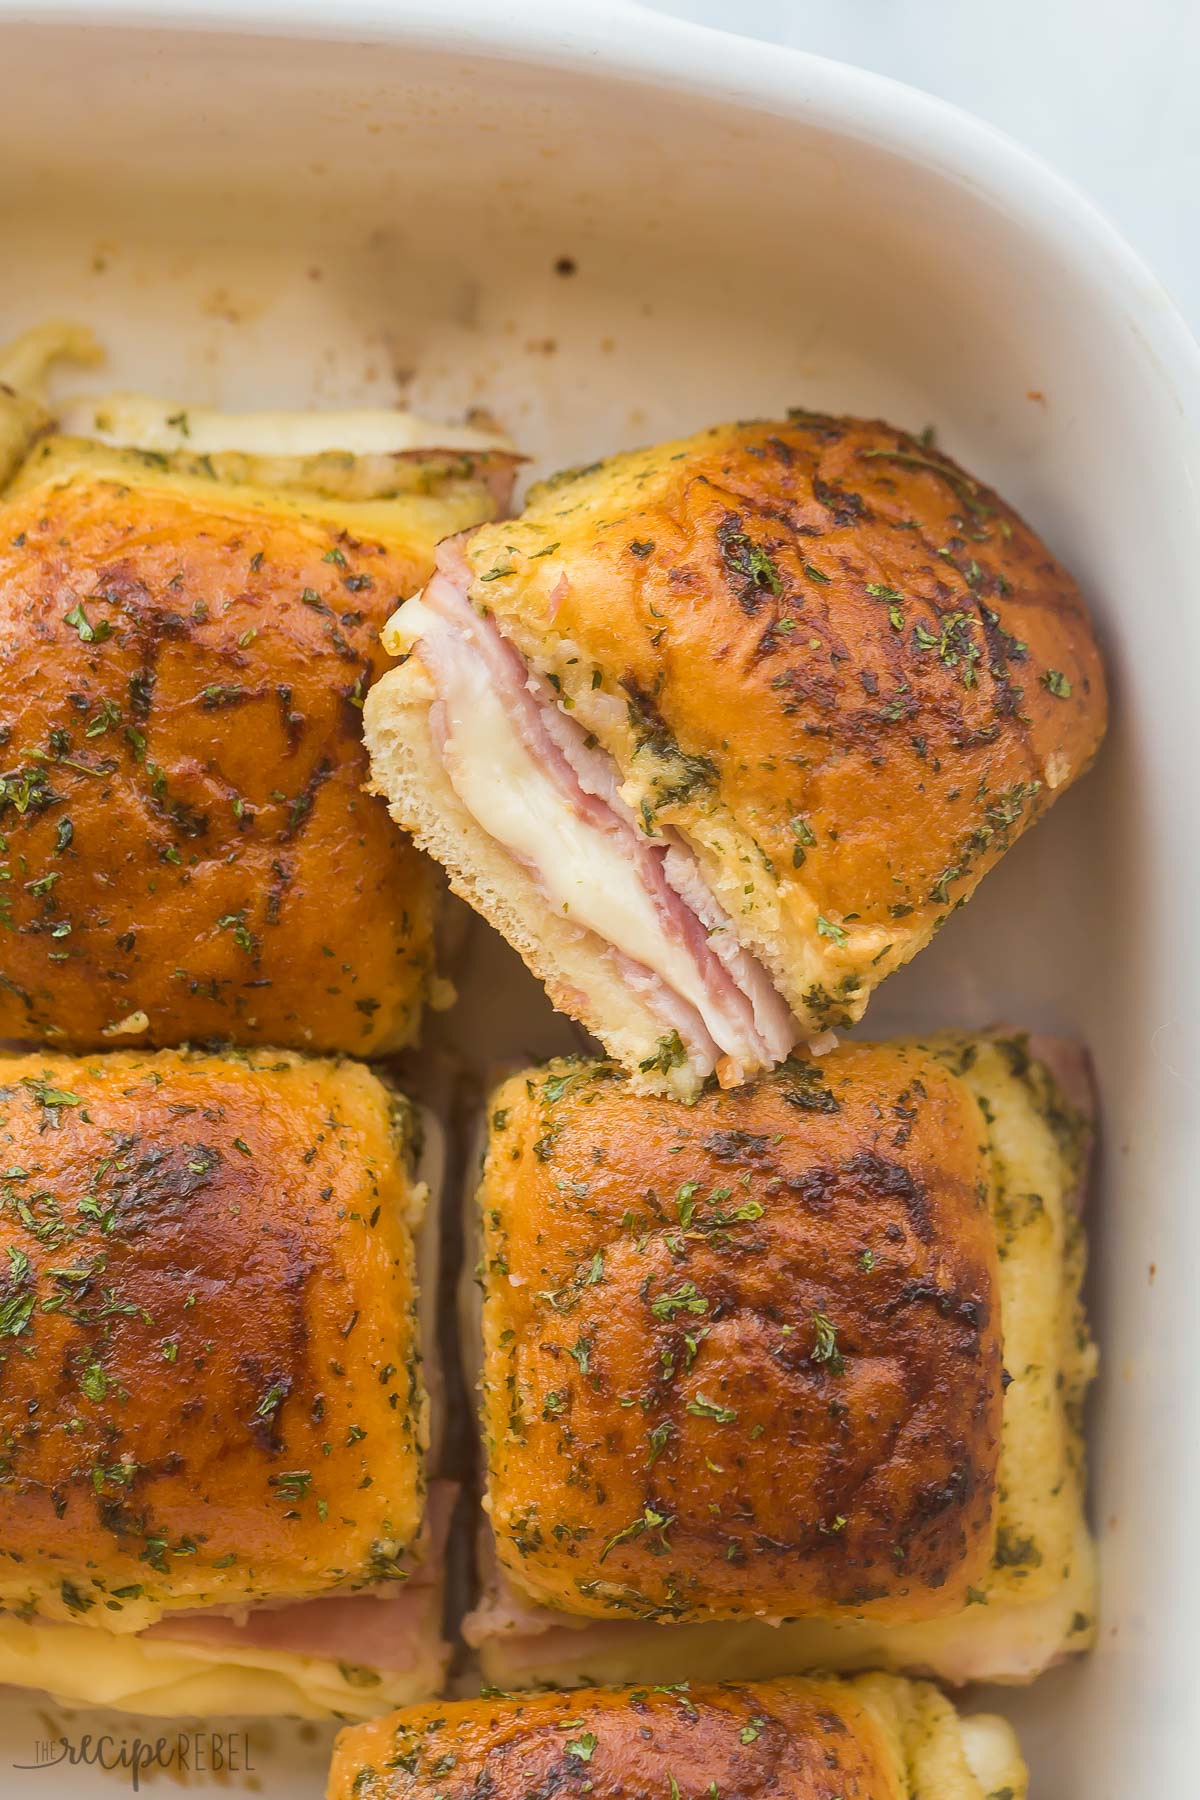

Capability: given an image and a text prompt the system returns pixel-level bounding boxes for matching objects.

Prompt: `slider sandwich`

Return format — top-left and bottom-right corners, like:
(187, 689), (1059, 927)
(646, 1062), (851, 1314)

(0, 324), (517, 1052)
(463, 1033), (1096, 1687)
(327, 1677), (1028, 1800)
(0, 1046), (448, 1718)
(365, 415), (1106, 1095)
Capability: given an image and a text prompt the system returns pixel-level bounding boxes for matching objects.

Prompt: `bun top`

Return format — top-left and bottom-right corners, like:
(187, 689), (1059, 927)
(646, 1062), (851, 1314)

(0, 434), (513, 1052)
(478, 1043), (1002, 1625)
(0, 1047), (427, 1628)
(462, 413), (1106, 1030)
(327, 1679), (908, 1800)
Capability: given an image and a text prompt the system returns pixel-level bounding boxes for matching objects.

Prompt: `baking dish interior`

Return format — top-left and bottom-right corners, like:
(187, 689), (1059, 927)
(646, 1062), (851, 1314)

(1, 17), (1197, 1797)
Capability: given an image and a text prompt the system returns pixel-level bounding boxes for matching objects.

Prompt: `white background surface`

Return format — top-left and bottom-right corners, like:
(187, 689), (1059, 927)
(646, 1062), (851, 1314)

(650, 0), (1200, 332)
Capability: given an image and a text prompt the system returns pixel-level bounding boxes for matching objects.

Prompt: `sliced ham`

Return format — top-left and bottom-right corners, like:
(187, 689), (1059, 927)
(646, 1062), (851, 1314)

(462, 1509), (1090, 1690)
(402, 548), (800, 1084)
(140, 1481), (455, 1675)
(462, 1522), (588, 1649)
(144, 1584), (439, 1675)
(1026, 1034), (1096, 1122)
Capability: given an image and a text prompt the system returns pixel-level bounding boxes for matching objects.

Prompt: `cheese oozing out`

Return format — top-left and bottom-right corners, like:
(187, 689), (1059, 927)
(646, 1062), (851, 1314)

(389, 569), (801, 1085)
(59, 392), (512, 458)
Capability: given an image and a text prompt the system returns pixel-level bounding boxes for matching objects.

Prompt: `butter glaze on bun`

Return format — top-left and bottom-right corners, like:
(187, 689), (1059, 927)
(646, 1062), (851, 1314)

(327, 1675), (1029, 1800)
(477, 1042), (1002, 1625)
(0, 1047), (427, 1629)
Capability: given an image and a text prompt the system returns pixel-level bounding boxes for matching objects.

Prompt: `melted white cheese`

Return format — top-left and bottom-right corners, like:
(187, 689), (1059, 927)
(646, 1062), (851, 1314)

(0, 1612), (441, 1721)
(59, 392), (511, 456)
(398, 596), (770, 1070)
(959, 1711), (1029, 1795)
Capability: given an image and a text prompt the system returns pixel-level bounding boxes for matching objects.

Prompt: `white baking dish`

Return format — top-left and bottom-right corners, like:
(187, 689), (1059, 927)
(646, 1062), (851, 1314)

(1, 3), (1198, 1794)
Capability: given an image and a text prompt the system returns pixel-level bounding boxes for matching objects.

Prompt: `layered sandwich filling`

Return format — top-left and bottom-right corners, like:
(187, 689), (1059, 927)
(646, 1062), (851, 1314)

(136, 1478), (454, 1675)
(0, 1482), (454, 1718)
(392, 548), (800, 1085)
(460, 1510), (1093, 1689)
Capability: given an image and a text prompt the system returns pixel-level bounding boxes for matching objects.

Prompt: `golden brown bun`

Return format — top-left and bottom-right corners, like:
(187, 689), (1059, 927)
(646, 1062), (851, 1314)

(463, 416), (1107, 1035)
(0, 435), (513, 1052)
(478, 1045), (1002, 1624)
(329, 1680), (897, 1799)
(328, 1675), (1026, 1800)
(0, 1047), (426, 1628)
(468, 1033), (1096, 1688)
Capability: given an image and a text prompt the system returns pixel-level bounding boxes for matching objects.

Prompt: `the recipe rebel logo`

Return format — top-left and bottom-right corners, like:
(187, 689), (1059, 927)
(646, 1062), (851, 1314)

(12, 1730), (255, 1790)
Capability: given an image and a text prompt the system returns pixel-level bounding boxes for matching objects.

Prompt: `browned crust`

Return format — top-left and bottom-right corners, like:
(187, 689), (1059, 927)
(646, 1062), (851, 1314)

(0, 1048), (425, 1621)
(478, 1045), (1002, 1624)
(0, 451), (508, 1052)
(465, 415), (1107, 1029)
(327, 1679), (899, 1800)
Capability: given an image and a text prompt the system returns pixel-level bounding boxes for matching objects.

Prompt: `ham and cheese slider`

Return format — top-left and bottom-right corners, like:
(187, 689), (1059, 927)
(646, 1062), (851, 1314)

(0, 324), (516, 1053)
(365, 416), (1106, 1096)
(0, 1046), (448, 1718)
(464, 1033), (1096, 1687)
(327, 1677), (1028, 1800)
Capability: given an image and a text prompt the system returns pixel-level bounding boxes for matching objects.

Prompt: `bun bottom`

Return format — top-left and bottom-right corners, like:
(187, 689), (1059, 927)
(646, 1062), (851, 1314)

(364, 664), (706, 1097)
